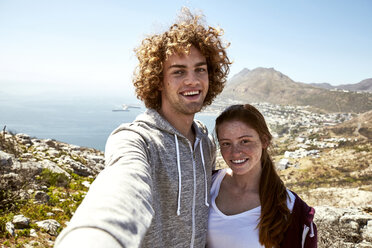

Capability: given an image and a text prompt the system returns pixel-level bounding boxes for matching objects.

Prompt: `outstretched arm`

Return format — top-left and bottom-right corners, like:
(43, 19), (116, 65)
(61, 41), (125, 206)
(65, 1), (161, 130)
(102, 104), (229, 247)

(55, 129), (154, 248)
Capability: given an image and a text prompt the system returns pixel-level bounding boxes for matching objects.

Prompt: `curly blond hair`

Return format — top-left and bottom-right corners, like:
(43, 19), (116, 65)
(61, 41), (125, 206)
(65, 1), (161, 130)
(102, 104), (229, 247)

(133, 8), (231, 110)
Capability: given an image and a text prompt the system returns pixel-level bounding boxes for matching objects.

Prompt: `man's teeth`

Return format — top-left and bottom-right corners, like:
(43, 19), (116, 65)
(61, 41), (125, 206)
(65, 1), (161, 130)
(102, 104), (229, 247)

(183, 91), (199, 96)
(232, 159), (246, 164)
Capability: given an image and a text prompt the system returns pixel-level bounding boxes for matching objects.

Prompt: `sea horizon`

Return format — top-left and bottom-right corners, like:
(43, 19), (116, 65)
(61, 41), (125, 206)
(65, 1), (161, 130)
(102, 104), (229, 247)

(0, 92), (217, 151)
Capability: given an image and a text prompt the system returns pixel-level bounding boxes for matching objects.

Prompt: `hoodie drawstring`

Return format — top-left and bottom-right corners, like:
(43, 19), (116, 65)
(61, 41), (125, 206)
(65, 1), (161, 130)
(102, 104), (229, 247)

(310, 222), (315, 237)
(199, 139), (209, 207)
(174, 135), (210, 216)
(174, 134), (182, 216)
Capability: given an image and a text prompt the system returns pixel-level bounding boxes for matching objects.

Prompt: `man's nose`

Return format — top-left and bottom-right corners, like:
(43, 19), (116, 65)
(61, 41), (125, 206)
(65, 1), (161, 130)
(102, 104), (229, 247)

(184, 72), (199, 86)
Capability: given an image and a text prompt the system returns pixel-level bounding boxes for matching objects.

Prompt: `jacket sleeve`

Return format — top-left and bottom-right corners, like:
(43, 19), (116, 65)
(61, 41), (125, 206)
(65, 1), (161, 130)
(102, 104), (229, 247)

(54, 129), (154, 248)
(281, 192), (318, 248)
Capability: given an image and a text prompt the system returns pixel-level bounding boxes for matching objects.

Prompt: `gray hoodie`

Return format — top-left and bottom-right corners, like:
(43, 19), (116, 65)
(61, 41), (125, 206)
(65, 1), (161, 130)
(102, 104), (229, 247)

(54, 109), (216, 248)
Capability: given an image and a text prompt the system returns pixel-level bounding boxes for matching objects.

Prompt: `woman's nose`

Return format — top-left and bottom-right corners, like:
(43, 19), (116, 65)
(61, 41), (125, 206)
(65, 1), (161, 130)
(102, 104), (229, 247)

(231, 145), (242, 155)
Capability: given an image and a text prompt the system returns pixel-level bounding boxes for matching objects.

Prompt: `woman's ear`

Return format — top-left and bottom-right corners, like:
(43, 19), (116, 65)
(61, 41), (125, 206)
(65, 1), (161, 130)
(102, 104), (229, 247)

(261, 135), (269, 149)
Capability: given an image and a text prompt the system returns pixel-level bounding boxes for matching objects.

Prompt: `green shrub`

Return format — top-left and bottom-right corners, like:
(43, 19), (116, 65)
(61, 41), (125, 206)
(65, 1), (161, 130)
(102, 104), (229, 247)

(17, 228), (30, 237)
(39, 169), (70, 188)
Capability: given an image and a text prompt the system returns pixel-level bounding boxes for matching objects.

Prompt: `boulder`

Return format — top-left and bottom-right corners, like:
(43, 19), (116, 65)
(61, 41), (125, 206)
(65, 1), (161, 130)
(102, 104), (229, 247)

(40, 159), (70, 178)
(15, 133), (32, 145)
(30, 228), (38, 237)
(59, 156), (92, 177)
(277, 158), (290, 170)
(12, 214), (30, 229)
(34, 191), (50, 203)
(0, 150), (13, 167)
(6, 222), (15, 236)
(315, 206), (372, 247)
(36, 219), (61, 236)
(361, 220), (372, 242)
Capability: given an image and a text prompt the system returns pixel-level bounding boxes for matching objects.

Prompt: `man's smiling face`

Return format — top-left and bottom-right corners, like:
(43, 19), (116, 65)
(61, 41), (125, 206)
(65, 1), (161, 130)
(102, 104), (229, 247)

(160, 46), (209, 118)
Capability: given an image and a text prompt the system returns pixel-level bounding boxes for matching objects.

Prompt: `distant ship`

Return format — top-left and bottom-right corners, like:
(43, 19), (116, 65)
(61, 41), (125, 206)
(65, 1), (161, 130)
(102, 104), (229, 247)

(112, 104), (141, 112)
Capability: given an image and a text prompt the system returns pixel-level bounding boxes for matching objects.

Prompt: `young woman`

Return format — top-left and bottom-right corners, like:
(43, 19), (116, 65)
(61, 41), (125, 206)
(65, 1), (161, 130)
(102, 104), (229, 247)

(207, 104), (317, 248)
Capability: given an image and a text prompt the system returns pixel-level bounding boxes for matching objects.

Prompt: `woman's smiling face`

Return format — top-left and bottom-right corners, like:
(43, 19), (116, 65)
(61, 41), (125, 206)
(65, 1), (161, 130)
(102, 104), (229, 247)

(217, 120), (264, 176)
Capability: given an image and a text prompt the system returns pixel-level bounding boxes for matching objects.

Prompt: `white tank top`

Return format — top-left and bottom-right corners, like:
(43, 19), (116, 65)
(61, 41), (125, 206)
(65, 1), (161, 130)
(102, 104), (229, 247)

(207, 168), (295, 248)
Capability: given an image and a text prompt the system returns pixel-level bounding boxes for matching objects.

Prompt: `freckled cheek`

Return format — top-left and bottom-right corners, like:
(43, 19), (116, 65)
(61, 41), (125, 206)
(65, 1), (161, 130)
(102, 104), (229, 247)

(220, 148), (230, 158)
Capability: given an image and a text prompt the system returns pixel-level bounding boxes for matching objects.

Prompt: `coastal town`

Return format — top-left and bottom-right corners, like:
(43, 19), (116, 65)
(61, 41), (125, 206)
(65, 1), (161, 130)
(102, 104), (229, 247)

(205, 99), (356, 168)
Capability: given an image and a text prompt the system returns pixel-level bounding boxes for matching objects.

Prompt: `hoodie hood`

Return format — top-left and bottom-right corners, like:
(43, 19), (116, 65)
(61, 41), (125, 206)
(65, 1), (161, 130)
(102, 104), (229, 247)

(128, 108), (209, 138)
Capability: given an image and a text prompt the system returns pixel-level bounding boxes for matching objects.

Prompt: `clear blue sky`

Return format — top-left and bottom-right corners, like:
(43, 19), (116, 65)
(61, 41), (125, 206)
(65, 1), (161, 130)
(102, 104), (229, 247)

(1, 0), (371, 98)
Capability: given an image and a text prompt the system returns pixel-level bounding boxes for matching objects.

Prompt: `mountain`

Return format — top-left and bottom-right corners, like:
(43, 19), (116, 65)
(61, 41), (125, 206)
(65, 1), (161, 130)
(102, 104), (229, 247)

(309, 82), (334, 90)
(310, 78), (372, 92)
(221, 67), (372, 113)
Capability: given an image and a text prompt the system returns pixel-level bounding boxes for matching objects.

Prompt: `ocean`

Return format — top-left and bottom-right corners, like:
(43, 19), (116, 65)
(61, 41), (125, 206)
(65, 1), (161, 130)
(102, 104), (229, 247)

(0, 93), (217, 151)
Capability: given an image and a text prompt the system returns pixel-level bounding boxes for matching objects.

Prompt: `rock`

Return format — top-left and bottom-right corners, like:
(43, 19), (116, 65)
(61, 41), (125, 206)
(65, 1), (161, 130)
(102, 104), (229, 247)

(15, 133), (32, 145)
(40, 159), (70, 178)
(34, 191), (50, 204)
(0, 150), (14, 167)
(92, 163), (105, 173)
(47, 148), (60, 157)
(2, 172), (18, 180)
(20, 152), (34, 159)
(30, 228), (38, 237)
(82, 181), (91, 188)
(6, 222), (15, 236)
(301, 188), (372, 208)
(59, 156), (92, 177)
(340, 213), (372, 226)
(36, 219), (61, 236)
(356, 240), (372, 248)
(12, 214), (30, 229)
(315, 206), (372, 247)
(69, 145), (81, 151)
(15, 133), (30, 139)
(86, 154), (104, 164)
(362, 220), (372, 242)
(277, 158), (290, 170)
(15, 161), (43, 174)
(44, 139), (57, 148)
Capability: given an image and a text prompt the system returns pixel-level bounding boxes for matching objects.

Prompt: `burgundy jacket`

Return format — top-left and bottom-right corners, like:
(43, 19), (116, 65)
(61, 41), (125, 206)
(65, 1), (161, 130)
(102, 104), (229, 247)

(281, 191), (317, 248)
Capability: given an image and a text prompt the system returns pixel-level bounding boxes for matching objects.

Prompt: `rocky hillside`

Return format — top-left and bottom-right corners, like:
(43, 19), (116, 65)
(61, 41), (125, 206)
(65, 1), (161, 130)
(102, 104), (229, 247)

(327, 109), (372, 140)
(221, 67), (372, 113)
(1, 106), (372, 248)
(0, 131), (104, 247)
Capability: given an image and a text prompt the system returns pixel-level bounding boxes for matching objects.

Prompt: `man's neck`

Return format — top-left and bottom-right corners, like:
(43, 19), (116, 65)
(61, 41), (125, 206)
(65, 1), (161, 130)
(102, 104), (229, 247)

(158, 109), (195, 144)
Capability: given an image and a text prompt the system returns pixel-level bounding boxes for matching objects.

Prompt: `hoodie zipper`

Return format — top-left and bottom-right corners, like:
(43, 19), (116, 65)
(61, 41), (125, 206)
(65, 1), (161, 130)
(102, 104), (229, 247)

(188, 137), (200, 248)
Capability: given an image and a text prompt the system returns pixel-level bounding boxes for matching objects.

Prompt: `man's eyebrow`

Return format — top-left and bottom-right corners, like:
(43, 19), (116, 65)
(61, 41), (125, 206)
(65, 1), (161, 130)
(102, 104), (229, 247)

(168, 64), (187, 69)
(168, 61), (207, 69)
(195, 62), (207, 67)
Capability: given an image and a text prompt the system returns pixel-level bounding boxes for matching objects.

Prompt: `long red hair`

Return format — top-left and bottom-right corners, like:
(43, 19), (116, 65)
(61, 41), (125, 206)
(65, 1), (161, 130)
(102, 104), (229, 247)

(215, 104), (291, 248)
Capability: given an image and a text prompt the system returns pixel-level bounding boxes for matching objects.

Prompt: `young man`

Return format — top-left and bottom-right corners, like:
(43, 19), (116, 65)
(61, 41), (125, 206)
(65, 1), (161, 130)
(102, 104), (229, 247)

(55, 8), (231, 248)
